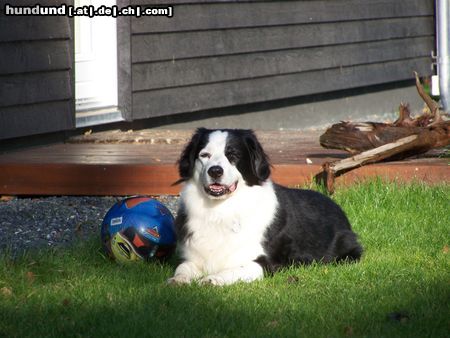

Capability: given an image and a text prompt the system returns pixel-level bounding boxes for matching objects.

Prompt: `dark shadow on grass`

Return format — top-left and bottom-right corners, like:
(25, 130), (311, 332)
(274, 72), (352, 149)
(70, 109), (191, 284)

(1, 239), (448, 338)
(1, 277), (448, 338)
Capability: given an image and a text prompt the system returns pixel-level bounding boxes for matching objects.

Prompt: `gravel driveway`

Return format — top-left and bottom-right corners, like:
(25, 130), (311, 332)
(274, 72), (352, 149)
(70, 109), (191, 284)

(0, 195), (179, 257)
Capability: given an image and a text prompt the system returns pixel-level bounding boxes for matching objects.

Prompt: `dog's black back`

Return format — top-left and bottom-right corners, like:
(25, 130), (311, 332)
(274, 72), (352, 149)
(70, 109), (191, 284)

(258, 184), (363, 272)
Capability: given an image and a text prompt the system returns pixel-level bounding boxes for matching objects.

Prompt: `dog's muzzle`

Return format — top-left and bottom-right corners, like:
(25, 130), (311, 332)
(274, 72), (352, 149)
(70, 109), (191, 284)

(204, 165), (238, 197)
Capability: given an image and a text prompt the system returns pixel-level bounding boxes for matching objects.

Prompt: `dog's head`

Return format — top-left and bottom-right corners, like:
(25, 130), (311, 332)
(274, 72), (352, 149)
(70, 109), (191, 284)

(177, 128), (271, 199)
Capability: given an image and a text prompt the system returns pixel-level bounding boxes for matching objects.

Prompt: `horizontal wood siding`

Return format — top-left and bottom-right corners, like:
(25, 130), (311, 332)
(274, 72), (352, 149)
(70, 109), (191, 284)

(0, 102), (74, 140)
(0, 40), (71, 75)
(0, 16), (71, 42)
(0, 2), (74, 140)
(130, 0), (434, 120)
(133, 58), (431, 117)
(0, 72), (72, 107)
(133, 37), (432, 91)
(131, 0), (433, 33)
(132, 17), (433, 63)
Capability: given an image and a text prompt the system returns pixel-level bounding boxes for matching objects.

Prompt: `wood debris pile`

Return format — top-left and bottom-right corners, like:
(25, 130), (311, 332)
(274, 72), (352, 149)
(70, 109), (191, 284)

(316, 72), (449, 193)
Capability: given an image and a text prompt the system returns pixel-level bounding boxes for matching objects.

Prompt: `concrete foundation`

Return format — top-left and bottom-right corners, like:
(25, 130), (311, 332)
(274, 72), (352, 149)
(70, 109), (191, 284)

(136, 81), (425, 131)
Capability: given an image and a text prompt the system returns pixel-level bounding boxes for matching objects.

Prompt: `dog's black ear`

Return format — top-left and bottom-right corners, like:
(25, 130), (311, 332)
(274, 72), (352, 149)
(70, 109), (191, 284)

(242, 130), (271, 186)
(174, 128), (208, 185)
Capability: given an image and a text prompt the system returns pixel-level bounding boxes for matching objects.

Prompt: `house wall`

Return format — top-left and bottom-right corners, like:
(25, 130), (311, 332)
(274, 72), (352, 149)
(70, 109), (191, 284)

(0, 0), (435, 140)
(0, 0), (74, 140)
(130, 0), (435, 121)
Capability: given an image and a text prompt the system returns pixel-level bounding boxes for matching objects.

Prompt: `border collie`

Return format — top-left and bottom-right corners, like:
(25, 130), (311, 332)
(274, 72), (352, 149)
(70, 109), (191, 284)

(168, 128), (362, 286)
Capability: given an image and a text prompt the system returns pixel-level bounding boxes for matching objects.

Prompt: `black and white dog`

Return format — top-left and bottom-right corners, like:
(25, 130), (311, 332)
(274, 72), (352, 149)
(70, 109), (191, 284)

(168, 128), (362, 286)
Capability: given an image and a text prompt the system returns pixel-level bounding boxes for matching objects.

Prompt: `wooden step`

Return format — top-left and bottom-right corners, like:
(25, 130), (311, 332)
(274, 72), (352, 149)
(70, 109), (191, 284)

(1, 130), (448, 195)
(0, 161), (448, 196)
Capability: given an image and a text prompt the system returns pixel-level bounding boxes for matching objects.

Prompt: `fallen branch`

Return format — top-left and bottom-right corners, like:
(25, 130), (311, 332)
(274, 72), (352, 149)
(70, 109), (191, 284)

(318, 135), (417, 194)
(413, 71), (441, 124)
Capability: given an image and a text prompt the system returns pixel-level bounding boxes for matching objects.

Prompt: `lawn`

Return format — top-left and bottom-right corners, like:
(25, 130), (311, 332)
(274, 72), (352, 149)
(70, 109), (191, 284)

(0, 181), (448, 338)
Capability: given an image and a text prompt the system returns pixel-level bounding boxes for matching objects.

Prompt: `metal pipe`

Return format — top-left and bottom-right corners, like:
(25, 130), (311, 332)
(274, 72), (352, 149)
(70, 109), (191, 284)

(436, 0), (450, 112)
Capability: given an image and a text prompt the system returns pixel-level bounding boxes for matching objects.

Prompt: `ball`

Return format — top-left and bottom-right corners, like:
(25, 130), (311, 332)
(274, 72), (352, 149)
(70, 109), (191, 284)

(101, 196), (176, 263)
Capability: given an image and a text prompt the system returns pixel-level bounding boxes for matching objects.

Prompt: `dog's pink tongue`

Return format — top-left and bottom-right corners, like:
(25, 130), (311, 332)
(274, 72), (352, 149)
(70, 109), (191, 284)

(229, 182), (237, 192)
(210, 184), (224, 192)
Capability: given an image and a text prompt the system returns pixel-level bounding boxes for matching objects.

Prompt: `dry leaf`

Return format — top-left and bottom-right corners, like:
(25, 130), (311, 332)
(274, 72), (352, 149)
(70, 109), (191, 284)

(0, 195), (15, 202)
(266, 320), (279, 328)
(26, 271), (35, 283)
(443, 245), (449, 254)
(1, 287), (13, 297)
(344, 326), (354, 336)
(75, 223), (83, 237)
(287, 275), (300, 284)
(84, 129), (92, 136)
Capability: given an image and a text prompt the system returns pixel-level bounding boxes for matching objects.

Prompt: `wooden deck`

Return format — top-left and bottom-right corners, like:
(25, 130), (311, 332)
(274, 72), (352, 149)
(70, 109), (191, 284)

(0, 130), (448, 195)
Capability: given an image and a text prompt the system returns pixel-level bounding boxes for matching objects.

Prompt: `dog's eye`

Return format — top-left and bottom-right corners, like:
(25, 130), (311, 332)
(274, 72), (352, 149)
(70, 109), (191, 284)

(199, 152), (211, 159)
(225, 151), (239, 162)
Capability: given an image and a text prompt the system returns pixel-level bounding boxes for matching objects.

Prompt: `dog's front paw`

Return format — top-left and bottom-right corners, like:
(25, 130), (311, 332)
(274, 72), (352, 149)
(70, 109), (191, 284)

(199, 275), (226, 286)
(167, 274), (193, 285)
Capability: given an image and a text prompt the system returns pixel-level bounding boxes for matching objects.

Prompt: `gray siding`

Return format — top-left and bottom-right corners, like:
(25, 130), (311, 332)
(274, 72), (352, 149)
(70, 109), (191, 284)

(0, 0), (74, 140)
(130, 0), (435, 120)
(0, 0), (436, 139)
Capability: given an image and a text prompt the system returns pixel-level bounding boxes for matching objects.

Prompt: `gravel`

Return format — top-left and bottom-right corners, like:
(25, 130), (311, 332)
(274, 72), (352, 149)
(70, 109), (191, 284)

(0, 195), (180, 257)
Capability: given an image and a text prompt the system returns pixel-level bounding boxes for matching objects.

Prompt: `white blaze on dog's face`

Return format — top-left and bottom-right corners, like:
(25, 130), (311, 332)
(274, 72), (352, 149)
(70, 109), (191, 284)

(194, 130), (242, 199)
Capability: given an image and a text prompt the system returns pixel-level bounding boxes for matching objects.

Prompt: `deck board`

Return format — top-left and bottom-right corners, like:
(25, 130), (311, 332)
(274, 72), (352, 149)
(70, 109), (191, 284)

(0, 130), (448, 195)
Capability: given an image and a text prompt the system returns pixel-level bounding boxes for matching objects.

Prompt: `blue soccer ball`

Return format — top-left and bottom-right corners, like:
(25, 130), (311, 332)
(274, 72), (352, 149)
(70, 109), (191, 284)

(101, 196), (176, 263)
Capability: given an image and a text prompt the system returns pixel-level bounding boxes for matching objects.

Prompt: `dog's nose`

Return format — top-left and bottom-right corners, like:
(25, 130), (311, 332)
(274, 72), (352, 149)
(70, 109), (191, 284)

(208, 165), (223, 179)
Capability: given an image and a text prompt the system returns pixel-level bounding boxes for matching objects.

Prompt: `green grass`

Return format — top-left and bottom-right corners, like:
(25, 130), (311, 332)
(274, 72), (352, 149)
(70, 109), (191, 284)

(1, 181), (449, 338)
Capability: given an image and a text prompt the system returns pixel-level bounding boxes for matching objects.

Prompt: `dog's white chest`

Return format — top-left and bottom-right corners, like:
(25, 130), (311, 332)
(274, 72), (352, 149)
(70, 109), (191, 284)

(185, 214), (263, 273)
(180, 181), (278, 275)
